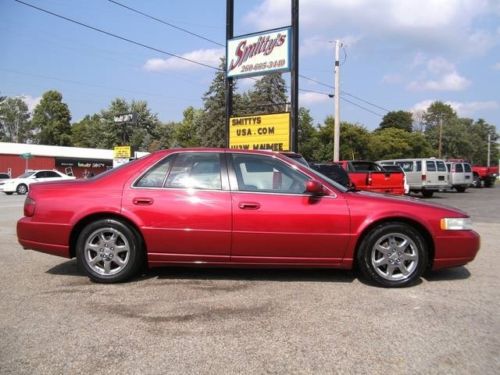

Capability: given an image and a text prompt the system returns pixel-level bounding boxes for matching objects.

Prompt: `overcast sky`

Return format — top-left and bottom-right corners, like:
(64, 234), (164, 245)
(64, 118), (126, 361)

(1, 0), (499, 131)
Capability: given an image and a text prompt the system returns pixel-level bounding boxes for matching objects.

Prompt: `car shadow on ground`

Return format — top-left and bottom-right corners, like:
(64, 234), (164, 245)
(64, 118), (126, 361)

(46, 260), (357, 284)
(424, 266), (471, 282)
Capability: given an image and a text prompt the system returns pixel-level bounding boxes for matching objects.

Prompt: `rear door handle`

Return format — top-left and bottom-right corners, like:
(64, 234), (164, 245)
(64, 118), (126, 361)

(239, 202), (260, 210)
(133, 197), (154, 206)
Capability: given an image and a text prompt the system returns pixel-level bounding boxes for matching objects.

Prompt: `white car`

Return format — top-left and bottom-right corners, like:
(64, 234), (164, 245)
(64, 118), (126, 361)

(1, 170), (76, 195)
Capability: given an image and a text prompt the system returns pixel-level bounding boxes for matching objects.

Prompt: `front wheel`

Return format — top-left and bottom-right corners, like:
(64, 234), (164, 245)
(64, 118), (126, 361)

(357, 223), (428, 287)
(16, 184), (28, 195)
(76, 219), (143, 283)
(455, 186), (466, 193)
(422, 190), (434, 198)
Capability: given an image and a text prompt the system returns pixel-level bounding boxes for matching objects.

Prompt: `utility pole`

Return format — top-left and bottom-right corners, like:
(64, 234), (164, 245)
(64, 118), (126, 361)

(291, 0), (299, 152)
(487, 133), (491, 167)
(333, 40), (341, 162)
(438, 117), (443, 158)
(225, 0), (234, 148)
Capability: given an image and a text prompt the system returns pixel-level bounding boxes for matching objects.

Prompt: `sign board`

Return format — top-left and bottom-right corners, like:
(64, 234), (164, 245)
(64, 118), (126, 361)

(113, 146), (132, 159)
(114, 113), (135, 123)
(20, 152), (32, 160)
(55, 158), (112, 169)
(229, 113), (291, 151)
(227, 27), (292, 78)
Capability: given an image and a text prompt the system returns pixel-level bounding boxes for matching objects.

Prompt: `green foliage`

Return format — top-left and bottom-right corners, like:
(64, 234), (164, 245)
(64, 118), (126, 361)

(368, 128), (433, 160)
(32, 90), (72, 146)
(172, 106), (202, 147)
(297, 107), (319, 160)
(247, 73), (288, 114)
(71, 114), (104, 148)
(378, 110), (413, 132)
(0, 97), (32, 143)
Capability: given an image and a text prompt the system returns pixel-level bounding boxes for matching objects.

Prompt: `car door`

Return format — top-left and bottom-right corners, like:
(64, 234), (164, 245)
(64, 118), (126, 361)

(122, 151), (231, 263)
(228, 153), (350, 264)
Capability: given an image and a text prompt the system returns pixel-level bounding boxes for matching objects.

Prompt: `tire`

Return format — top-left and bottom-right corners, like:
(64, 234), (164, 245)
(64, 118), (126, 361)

(422, 190), (434, 198)
(16, 184), (28, 195)
(472, 174), (481, 188)
(455, 186), (466, 193)
(76, 219), (144, 283)
(357, 222), (428, 287)
(484, 179), (494, 188)
(4, 192), (14, 195)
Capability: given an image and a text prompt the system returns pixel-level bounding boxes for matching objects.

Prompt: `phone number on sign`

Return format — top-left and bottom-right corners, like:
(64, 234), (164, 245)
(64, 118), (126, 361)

(240, 59), (286, 73)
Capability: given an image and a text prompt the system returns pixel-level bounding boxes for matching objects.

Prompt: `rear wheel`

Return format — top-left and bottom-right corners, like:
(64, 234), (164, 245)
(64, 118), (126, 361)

(16, 184), (28, 195)
(76, 219), (143, 283)
(357, 222), (428, 287)
(484, 179), (494, 188)
(4, 192), (14, 195)
(455, 186), (466, 193)
(422, 190), (434, 198)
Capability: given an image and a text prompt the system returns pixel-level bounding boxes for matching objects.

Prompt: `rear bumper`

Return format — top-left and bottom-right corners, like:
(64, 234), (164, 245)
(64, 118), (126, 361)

(17, 217), (71, 258)
(432, 230), (480, 270)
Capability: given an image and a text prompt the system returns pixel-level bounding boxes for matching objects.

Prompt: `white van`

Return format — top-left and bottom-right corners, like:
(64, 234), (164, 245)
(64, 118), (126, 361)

(377, 158), (449, 198)
(445, 161), (473, 192)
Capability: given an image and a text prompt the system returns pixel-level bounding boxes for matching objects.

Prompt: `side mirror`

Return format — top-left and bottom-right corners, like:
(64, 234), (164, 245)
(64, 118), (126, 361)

(305, 180), (323, 195)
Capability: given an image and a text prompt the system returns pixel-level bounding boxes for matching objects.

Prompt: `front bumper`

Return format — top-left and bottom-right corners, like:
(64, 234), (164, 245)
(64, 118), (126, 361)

(432, 230), (480, 269)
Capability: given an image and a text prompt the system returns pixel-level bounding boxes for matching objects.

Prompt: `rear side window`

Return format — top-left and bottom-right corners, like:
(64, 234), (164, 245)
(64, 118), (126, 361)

(135, 156), (173, 188)
(426, 161), (436, 172)
(45, 171), (61, 178)
(436, 161), (446, 172)
(165, 153), (222, 190)
(396, 161), (413, 172)
(455, 163), (464, 172)
(464, 163), (472, 172)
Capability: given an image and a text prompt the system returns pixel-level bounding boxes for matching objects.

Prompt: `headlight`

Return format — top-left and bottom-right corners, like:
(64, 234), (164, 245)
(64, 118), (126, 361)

(440, 218), (473, 231)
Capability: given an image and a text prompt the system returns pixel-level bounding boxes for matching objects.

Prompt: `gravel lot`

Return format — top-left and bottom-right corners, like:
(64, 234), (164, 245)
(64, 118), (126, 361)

(0, 187), (499, 374)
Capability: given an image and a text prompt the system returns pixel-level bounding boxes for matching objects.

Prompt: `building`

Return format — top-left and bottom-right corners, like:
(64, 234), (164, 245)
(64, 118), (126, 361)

(0, 142), (147, 178)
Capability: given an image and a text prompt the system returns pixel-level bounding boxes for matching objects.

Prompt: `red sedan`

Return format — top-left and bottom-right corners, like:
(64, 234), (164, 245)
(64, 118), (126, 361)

(17, 149), (480, 287)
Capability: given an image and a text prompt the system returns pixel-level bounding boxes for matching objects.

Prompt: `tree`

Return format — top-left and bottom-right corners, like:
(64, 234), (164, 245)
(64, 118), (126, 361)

(172, 106), (202, 147)
(297, 107), (319, 160)
(32, 90), (72, 146)
(71, 114), (105, 148)
(247, 72), (288, 114)
(368, 128), (433, 160)
(378, 111), (413, 132)
(0, 97), (31, 143)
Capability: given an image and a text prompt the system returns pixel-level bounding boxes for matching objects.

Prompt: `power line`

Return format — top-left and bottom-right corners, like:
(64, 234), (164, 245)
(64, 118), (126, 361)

(107, 0), (225, 47)
(340, 96), (384, 117)
(14, 0), (220, 71)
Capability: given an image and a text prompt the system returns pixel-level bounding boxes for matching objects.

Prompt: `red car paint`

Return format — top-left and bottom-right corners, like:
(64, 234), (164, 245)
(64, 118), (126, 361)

(17, 149), (479, 275)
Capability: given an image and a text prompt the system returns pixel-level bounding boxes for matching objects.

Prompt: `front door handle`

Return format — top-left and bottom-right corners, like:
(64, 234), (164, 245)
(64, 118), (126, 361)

(239, 202), (260, 210)
(133, 197), (154, 206)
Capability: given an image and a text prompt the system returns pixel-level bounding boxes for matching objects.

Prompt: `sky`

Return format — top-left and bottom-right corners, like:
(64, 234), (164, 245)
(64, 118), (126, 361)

(1, 0), (499, 132)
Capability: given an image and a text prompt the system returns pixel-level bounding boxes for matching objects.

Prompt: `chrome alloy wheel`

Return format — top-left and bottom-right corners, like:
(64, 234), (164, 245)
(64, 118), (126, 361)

(84, 227), (130, 276)
(370, 233), (419, 282)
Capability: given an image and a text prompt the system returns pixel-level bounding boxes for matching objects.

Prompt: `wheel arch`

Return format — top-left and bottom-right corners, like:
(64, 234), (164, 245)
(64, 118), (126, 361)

(69, 213), (148, 261)
(352, 217), (435, 270)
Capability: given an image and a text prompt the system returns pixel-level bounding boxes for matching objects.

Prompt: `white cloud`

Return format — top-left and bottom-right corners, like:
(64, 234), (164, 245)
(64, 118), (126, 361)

(299, 92), (331, 105)
(300, 35), (361, 57)
(382, 73), (403, 84)
(244, 0), (498, 57)
(411, 99), (498, 117)
(18, 95), (41, 112)
(494, 62), (500, 70)
(407, 57), (470, 91)
(143, 48), (224, 71)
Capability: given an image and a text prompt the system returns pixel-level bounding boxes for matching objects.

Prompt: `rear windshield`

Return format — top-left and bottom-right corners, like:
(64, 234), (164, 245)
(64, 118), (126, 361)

(426, 161), (436, 172)
(455, 163), (464, 172)
(464, 163), (472, 172)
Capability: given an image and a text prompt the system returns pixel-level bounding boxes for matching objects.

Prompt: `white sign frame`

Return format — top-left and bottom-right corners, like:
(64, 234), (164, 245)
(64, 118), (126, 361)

(227, 26), (292, 79)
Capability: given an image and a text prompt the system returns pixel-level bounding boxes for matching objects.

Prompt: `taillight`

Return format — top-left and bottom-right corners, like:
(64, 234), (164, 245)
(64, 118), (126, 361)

(24, 197), (36, 217)
(421, 174), (427, 181)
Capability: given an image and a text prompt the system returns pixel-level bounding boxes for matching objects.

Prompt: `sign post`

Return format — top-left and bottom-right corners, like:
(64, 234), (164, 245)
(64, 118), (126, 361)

(20, 152), (32, 172)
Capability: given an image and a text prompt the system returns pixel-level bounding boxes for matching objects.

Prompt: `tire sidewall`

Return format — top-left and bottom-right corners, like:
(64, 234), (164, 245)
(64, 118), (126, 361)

(76, 219), (142, 283)
(17, 184), (28, 195)
(357, 223), (428, 288)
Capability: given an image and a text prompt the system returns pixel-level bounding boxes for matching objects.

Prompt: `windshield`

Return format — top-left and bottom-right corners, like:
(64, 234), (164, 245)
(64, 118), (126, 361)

(17, 172), (35, 178)
(305, 166), (349, 192)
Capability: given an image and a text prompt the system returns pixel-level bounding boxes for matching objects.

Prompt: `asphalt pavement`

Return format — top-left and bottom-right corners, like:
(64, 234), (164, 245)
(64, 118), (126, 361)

(0, 186), (499, 374)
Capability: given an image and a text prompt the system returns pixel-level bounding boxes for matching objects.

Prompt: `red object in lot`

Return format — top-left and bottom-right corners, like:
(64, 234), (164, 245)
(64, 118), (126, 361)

(17, 149), (480, 287)
(337, 160), (405, 195)
(472, 165), (498, 188)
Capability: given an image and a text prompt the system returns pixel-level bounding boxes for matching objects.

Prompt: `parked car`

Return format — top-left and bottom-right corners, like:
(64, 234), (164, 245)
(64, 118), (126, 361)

(379, 164), (410, 194)
(280, 151), (309, 167)
(17, 149), (480, 288)
(310, 163), (350, 188)
(472, 165), (498, 188)
(337, 160), (405, 195)
(1, 169), (76, 195)
(0, 172), (10, 180)
(445, 161), (473, 192)
(378, 158), (449, 198)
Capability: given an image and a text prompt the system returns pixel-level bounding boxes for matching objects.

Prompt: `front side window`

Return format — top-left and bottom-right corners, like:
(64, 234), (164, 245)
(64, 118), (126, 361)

(231, 154), (308, 194)
(165, 153), (222, 190)
(397, 161), (413, 172)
